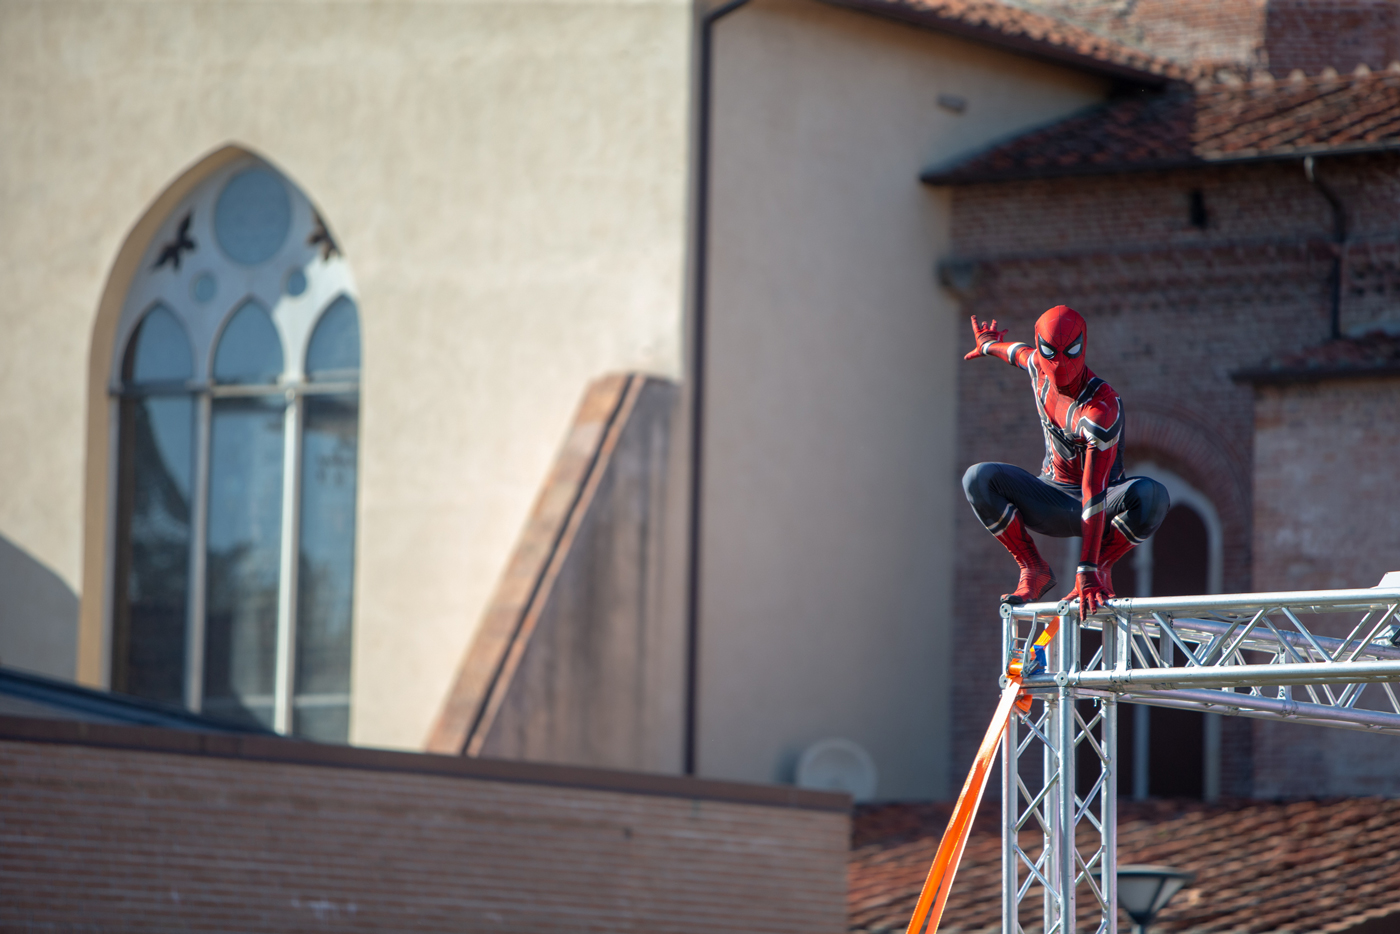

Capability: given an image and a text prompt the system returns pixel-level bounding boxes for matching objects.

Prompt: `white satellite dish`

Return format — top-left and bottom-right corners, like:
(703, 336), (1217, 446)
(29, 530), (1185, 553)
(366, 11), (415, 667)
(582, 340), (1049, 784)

(795, 737), (878, 802)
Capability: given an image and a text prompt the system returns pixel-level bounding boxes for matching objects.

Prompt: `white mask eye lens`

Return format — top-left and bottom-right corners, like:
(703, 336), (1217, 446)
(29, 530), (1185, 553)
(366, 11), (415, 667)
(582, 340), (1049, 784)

(1066, 339), (1082, 357)
(1038, 339), (1056, 358)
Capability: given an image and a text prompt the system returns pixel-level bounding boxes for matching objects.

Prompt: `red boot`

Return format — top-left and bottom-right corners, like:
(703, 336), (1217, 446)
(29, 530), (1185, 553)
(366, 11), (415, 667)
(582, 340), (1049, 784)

(995, 513), (1057, 605)
(1095, 525), (1137, 598)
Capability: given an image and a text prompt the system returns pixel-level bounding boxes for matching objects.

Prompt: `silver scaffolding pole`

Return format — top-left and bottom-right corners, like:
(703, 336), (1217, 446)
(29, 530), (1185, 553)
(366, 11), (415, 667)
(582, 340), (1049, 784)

(999, 585), (1400, 934)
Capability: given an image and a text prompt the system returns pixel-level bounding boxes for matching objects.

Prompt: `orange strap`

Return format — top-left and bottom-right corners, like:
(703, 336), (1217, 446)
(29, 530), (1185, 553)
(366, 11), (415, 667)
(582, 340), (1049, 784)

(905, 617), (1059, 934)
(904, 679), (1022, 934)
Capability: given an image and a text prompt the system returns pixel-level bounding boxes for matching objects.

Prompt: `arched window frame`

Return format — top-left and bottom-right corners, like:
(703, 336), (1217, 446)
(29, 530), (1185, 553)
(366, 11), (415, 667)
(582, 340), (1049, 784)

(108, 154), (360, 738)
(1123, 462), (1224, 597)
(1054, 463), (1224, 598)
(1118, 461), (1225, 802)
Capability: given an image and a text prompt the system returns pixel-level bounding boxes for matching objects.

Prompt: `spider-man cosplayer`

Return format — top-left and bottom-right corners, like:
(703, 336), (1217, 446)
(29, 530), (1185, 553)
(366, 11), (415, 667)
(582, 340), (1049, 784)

(962, 305), (1169, 618)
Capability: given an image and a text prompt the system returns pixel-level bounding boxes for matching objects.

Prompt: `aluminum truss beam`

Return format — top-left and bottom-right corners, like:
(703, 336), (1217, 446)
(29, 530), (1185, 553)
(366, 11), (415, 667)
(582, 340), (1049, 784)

(997, 585), (1400, 934)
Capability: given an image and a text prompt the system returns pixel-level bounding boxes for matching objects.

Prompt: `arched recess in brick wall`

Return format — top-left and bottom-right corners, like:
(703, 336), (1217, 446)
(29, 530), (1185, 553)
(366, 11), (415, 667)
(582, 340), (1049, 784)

(1125, 402), (1252, 593)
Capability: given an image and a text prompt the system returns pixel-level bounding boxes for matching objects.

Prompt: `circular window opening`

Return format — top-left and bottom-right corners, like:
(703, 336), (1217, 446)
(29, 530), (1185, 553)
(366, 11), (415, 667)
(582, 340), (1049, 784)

(191, 272), (217, 303)
(214, 168), (291, 265)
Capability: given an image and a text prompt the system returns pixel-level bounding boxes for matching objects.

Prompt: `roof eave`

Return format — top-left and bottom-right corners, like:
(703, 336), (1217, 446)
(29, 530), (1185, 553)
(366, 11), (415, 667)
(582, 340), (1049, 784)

(922, 154), (1201, 184)
(1232, 363), (1400, 385)
(816, 0), (1174, 90)
(924, 138), (1400, 186)
(0, 666), (275, 734)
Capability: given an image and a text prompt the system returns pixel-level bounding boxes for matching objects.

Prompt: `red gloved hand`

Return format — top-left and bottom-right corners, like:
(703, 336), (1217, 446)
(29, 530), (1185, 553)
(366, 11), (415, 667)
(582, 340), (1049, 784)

(1070, 570), (1108, 620)
(963, 315), (1007, 360)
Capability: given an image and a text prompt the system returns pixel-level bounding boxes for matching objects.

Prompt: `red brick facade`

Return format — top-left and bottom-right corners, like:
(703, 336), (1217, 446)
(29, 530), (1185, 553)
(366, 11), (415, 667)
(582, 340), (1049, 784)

(1252, 377), (1400, 593)
(1248, 375), (1400, 797)
(0, 718), (849, 932)
(942, 153), (1400, 796)
(1264, 0), (1400, 76)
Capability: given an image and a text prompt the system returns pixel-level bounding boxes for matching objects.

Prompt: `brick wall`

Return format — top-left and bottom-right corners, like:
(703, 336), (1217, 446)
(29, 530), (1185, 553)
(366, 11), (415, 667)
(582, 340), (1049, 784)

(1249, 375), (1400, 796)
(1252, 377), (1400, 593)
(942, 154), (1400, 794)
(1026, 0), (1268, 70)
(0, 717), (849, 933)
(1264, 0), (1400, 76)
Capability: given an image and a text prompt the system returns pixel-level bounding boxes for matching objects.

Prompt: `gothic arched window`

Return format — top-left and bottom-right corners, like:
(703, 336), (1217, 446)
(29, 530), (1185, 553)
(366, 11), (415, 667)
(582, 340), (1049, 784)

(110, 157), (360, 742)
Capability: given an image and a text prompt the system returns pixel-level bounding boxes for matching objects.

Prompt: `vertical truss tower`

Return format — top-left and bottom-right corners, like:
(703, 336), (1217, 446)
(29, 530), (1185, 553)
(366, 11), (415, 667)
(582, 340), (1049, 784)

(999, 582), (1400, 934)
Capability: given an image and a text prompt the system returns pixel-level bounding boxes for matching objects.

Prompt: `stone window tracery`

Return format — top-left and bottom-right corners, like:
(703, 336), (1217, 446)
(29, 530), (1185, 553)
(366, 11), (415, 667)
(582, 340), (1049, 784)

(110, 156), (360, 742)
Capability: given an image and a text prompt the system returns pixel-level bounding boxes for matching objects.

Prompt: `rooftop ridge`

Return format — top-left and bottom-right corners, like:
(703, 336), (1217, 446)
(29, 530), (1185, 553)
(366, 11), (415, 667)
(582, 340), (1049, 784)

(825, 0), (1185, 86)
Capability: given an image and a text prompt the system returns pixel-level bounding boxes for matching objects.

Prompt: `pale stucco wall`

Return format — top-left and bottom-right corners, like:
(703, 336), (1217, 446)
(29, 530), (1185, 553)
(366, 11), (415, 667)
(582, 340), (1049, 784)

(702, 0), (1110, 798)
(0, 0), (691, 749)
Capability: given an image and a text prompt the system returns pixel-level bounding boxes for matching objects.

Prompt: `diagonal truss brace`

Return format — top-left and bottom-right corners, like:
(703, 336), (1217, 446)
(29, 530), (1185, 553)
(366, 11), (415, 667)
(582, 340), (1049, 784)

(998, 585), (1400, 934)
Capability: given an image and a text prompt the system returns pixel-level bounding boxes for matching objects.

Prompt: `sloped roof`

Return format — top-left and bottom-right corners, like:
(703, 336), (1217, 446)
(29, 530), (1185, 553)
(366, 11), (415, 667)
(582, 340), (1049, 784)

(850, 798), (1400, 933)
(822, 0), (1182, 86)
(1235, 330), (1400, 385)
(0, 666), (273, 734)
(924, 68), (1400, 184)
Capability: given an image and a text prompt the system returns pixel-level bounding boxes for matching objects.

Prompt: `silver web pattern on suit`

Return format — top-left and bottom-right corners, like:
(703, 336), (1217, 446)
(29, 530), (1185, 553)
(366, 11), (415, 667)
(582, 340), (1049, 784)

(985, 502), (1018, 535)
(1026, 368), (1124, 482)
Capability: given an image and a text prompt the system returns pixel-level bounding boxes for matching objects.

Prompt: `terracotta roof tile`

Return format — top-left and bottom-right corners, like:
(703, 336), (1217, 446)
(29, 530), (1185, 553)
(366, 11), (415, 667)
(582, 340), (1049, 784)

(825, 0), (1183, 86)
(849, 798), (1400, 933)
(924, 69), (1400, 183)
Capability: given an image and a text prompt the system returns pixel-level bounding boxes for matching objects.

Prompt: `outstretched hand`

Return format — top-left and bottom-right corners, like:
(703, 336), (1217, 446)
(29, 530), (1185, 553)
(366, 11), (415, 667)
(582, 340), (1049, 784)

(963, 316), (1007, 360)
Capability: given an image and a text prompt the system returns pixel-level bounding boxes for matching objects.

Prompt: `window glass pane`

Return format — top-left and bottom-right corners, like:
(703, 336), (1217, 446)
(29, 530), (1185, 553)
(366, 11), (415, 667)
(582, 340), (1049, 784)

(294, 702), (351, 745)
(294, 394), (359, 742)
(112, 395), (193, 705)
(203, 396), (285, 729)
(124, 306), (193, 385)
(1151, 505), (1210, 597)
(214, 301), (284, 385)
(305, 296), (361, 381)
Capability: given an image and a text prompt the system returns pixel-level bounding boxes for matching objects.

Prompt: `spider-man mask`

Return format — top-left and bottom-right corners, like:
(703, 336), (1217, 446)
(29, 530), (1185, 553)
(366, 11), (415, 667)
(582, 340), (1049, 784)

(1034, 305), (1087, 392)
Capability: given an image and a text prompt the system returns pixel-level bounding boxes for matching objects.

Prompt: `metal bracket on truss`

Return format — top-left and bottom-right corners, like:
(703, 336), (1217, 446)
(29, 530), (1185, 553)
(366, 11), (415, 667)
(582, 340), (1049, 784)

(999, 585), (1400, 934)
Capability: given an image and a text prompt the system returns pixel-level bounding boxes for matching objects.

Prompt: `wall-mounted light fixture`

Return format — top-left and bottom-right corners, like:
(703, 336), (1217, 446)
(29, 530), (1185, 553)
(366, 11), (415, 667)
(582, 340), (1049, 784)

(1117, 864), (1195, 934)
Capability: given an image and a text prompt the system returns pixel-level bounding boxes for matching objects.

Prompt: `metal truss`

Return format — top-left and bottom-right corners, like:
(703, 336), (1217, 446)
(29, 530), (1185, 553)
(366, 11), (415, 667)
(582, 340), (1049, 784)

(998, 584), (1400, 934)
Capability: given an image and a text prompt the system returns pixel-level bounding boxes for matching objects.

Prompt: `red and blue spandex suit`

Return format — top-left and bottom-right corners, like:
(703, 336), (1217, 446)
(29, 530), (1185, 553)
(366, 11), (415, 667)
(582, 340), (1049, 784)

(962, 305), (1168, 616)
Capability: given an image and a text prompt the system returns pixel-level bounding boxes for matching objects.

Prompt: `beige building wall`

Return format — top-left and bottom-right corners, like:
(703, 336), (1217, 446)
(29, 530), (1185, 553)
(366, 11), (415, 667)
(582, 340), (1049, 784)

(702, 0), (1110, 798)
(0, 0), (692, 749)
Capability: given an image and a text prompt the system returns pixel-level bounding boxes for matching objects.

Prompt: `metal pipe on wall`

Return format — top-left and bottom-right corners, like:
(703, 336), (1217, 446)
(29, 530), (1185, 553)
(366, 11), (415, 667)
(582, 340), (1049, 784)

(685, 0), (753, 776)
(1304, 155), (1347, 339)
